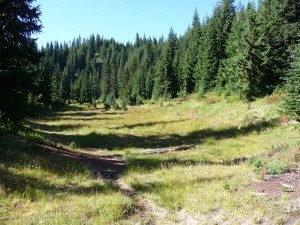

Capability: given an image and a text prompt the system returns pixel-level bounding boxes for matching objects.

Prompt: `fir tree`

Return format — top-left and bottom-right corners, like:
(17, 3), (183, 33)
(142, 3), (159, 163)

(281, 34), (300, 119)
(181, 10), (201, 95)
(0, 0), (42, 124)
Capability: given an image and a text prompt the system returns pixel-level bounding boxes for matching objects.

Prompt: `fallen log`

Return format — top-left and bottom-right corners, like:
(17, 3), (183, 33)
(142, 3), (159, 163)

(137, 144), (197, 155)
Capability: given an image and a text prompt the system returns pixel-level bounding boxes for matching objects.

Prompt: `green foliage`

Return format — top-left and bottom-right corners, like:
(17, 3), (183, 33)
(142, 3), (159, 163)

(92, 96), (97, 108)
(266, 160), (289, 175)
(0, 0), (42, 125)
(113, 101), (120, 110)
(248, 156), (265, 171)
(281, 35), (300, 119)
(148, 100), (155, 105)
(248, 145), (297, 175)
(69, 141), (78, 149)
(120, 97), (128, 110)
(32, 0), (299, 114)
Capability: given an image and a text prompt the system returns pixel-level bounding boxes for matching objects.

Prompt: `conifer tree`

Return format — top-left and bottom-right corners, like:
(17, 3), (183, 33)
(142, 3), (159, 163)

(281, 34), (300, 119)
(181, 10), (201, 95)
(0, 0), (41, 124)
(194, 18), (218, 97)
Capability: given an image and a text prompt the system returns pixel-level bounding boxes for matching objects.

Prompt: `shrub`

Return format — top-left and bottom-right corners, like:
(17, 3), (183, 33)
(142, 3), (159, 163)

(120, 97), (127, 110)
(177, 90), (187, 98)
(266, 160), (289, 175)
(136, 95), (143, 106)
(266, 95), (281, 105)
(113, 102), (120, 110)
(148, 100), (155, 105)
(92, 97), (97, 108)
(69, 141), (78, 149)
(248, 156), (265, 173)
(165, 102), (174, 107)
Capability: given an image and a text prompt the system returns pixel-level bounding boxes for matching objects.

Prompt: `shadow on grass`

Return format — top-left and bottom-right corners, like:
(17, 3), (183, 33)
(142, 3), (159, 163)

(26, 121), (85, 132)
(54, 112), (100, 117)
(35, 116), (122, 122)
(32, 120), (278, 150)
(112, 119), (189, 130)
(0, 166), (119, 200)
(0, 136), (120, 200)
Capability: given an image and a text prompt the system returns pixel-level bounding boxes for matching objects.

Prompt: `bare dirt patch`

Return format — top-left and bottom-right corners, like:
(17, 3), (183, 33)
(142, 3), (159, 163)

(251, 163), (300, 198)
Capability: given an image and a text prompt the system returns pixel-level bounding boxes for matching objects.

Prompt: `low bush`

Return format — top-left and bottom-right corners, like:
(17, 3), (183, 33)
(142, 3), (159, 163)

(148, 100), (155, 105)
(266, 95), (281, 105)
(248, 146), (298, 175)
(266, 160), (289, 175)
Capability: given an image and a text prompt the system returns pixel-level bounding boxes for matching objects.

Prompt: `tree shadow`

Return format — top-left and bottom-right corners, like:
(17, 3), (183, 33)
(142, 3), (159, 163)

(111, 119), (189, 130)
(26, 121), (84, 132)
(36, 117), (122, 121)
(0, 166), (120, 200)
(0, 136), (120, 200)
(32, 119), (278, 150)
(54, 112), (100, 117)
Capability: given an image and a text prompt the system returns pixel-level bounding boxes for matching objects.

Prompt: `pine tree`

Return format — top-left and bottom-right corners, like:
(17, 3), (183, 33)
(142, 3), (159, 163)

(281, 34), (300, 119)
(51, 64), (64, 106)
(79, 70), (91, 103)
(194, 17), (218, 97)
(181, 10), (201, 95)
(217, 2), (264, 100)
(0, 0), (42, 124)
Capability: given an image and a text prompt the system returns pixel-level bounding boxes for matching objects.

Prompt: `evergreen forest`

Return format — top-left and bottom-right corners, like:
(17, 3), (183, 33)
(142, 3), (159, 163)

(1, 1), (300, 223)
(1, 0), (299, 125)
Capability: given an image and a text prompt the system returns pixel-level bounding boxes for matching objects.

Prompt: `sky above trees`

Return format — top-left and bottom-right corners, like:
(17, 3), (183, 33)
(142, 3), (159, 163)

(33, 0), (258, 47)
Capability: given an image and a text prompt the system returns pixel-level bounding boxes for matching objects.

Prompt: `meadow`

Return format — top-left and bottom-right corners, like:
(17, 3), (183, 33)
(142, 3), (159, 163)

(1, 94), (299, 224)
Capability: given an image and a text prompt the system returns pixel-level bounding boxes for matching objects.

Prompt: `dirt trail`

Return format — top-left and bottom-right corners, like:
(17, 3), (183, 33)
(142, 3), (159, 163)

(8, 134), (156, 223)
(8, 135), (300, 224)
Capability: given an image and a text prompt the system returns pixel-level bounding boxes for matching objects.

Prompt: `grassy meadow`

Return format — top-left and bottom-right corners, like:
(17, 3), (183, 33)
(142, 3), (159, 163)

(1, 93), (299, 224)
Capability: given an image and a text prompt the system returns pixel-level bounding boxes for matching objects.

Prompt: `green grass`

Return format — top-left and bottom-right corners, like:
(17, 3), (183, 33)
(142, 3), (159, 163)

(123, 163), (255, 213)
(1, 93), (299, 224)
(0, 136), (133, 224)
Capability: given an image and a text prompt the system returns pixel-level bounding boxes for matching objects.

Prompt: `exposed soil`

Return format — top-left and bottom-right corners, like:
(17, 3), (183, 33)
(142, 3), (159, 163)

(251, 163), (300, 198)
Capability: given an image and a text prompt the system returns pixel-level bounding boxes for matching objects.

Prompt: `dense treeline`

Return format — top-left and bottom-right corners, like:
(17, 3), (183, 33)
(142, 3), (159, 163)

(1, 0), (299, 127)
(36, 0), (299, 110)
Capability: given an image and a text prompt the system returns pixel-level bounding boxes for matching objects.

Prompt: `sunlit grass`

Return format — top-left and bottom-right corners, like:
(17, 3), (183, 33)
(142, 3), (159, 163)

(123, 163), (256, 213)
(2, 93), (298, 223)
(0, 136), (134, 224)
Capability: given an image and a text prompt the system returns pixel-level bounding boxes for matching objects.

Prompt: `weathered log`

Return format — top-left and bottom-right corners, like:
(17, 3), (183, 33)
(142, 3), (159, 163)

(137, 144), (197, 155)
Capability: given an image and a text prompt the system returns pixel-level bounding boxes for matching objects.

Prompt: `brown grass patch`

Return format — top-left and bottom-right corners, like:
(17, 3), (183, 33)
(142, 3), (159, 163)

(174, 98), (188, 102)
(205, 99), (221, 105)
(266, 95), (281, 105)
(278, 114), (289, 124)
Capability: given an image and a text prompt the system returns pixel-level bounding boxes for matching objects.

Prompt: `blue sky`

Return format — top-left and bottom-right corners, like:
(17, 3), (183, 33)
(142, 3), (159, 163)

(33, 0), (258, 47)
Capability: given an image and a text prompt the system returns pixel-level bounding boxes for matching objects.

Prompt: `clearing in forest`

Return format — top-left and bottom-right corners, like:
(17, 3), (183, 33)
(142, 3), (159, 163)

(1, 94), (299, 224)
